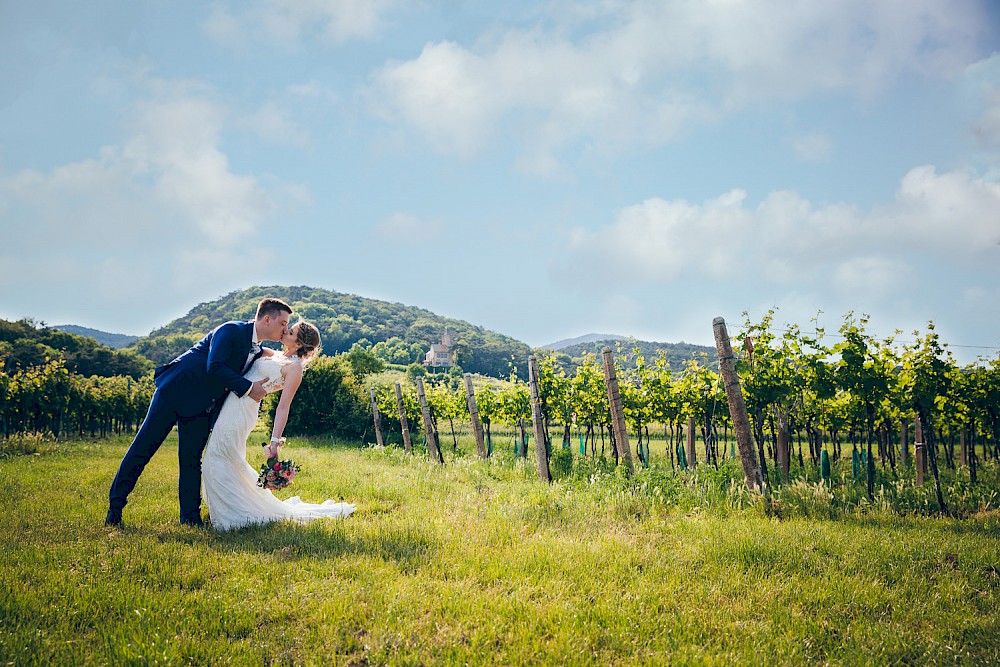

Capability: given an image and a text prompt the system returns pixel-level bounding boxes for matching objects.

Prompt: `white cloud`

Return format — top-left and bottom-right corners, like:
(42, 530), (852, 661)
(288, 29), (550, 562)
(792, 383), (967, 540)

(0, 78), (281, 329)
(373, 41), (503, 158)
(121, 81), (273, 244)
(371, 1), (986, 163)
(558, 165), (1000, 292)
(832, 256), (915, 301)
(203, 0), (395, 49)
(887, 166), (1000, 252)
(241, 100), (311, 148)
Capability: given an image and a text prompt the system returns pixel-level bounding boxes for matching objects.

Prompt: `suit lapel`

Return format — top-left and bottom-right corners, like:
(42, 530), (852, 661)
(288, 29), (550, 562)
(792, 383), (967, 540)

(240, 321), (260, 374)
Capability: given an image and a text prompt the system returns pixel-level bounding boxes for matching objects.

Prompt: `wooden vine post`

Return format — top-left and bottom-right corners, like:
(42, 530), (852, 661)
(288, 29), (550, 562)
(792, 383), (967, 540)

(527, 357), (552, 482)
(686, 416), (698, 468)
(369, 388), (385, 447)
(712, 317), (764, 492)
(601, 347), (635, 478)
(415, 377), (443, 464)
(914, 416), (925, 486)
(777, 410), (790, 480)
(464, 373), (488, 459)
(394, 382), (412, 453)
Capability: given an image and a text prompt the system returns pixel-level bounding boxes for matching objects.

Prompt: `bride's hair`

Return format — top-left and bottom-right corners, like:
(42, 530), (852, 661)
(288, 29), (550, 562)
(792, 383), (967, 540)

(291, 321), (322, 363)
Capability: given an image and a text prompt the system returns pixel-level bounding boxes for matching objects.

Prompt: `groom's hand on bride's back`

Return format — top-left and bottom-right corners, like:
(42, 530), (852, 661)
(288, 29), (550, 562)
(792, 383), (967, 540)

(249, 378), (269, 402)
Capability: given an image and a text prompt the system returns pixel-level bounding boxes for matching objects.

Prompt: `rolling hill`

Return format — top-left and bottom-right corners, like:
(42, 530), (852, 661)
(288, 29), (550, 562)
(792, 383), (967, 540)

(555, 337), (717, 373)
(52, 325), (140, 349)
(130, 286), (533, 378)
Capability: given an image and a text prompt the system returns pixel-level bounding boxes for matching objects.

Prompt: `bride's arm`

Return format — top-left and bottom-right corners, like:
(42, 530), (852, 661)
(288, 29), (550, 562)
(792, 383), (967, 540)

(267, 361), (304, 457)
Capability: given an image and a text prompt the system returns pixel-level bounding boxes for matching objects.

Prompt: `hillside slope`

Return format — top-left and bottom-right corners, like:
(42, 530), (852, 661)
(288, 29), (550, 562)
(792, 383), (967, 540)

(541, 333), (626, 350)
(53, 325), (140, 349)
(558, 337), (716, 373)
(134, 286), (532, 378)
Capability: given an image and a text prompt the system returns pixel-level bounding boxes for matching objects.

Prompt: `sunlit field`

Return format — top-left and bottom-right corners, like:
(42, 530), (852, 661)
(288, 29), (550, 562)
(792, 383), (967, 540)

(3, 432), (999, 665)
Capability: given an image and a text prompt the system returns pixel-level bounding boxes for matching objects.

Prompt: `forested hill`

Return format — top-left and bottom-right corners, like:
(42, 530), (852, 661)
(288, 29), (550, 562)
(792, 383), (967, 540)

(52, 325), (139, 349)
(0, 319), (152, 379)
(558, 338), (717, 373)
(133, 286), (532, 378)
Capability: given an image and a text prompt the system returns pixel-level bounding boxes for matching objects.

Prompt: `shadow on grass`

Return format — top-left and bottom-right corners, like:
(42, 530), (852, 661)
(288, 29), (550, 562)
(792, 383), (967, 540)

(153, 519), (436, 572)
(837, 511), (1000, 538)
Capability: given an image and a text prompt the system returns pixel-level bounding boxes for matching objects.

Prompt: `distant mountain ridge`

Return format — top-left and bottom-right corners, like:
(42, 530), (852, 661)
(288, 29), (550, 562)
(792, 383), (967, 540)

(542, 333), (627, 350)
(52, 325), (140, 349)
(556, 337), (717, 373)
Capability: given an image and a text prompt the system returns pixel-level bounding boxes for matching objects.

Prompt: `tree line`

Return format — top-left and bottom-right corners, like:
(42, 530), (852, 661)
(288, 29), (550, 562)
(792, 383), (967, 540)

(1, 318), (151, 379)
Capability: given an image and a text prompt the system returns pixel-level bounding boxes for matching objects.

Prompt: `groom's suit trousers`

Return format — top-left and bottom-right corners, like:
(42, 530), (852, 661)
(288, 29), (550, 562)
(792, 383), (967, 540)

(108, 389), (213, 522)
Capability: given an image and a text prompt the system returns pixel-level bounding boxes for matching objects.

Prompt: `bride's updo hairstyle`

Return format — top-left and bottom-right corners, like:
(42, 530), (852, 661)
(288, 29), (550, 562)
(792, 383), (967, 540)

(292, 321), (322, 363)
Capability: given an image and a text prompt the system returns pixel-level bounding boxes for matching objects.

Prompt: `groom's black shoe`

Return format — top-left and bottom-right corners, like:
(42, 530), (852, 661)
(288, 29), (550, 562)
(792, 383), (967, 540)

(180, 514), (206, 528)
(105, 508), (123, 528)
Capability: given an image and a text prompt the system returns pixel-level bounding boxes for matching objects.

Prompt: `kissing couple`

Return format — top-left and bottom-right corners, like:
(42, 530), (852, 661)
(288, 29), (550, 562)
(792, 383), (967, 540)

(106, 297), (355, 530)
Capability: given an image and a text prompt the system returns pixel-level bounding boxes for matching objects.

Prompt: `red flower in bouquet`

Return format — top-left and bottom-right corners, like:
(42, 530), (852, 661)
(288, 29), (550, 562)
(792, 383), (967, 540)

(257, 446), (300, 490)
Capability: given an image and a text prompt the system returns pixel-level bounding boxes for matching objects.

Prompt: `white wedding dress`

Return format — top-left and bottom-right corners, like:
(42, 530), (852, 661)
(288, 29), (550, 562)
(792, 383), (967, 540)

(201, 354), (356, 531)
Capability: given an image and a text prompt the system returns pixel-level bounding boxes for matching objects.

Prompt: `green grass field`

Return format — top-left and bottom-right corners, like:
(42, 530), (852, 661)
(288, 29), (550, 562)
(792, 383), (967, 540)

(2, 433), (999, 665)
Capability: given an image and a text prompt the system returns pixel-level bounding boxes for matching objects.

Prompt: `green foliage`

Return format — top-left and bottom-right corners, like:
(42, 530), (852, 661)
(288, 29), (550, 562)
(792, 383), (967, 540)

(557, 337), (715, 374)
(0, 318), (152, 379)
(127, 333), (200, 365)
(369, 336), (424, 365)
(345, 344), (385, 379)
(139, 285), (531, 378)
(549, 445), (573, 478)
(263, 356), (369, 439)
(0, 356), (153, 439)
(404, 362), (427, 383)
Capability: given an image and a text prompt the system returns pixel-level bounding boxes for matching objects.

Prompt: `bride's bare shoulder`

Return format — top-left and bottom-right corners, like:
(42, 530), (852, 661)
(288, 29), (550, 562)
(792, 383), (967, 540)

(279, 353), (303, 372)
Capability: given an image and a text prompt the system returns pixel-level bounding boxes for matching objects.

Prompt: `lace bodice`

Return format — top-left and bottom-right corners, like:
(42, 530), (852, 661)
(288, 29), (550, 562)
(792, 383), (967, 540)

(246, 354), (294, 393)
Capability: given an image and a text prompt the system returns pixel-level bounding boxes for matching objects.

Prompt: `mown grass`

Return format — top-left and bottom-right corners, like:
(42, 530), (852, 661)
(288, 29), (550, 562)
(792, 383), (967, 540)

(2, 433), (999, 665)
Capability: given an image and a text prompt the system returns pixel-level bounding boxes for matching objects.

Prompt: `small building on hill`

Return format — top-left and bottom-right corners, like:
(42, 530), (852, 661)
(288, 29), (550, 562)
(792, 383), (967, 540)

(424, 329), (454, 368)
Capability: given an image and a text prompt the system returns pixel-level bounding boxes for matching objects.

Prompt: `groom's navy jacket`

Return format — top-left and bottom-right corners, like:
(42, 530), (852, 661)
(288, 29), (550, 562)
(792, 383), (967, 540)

(153, 320), (256, 418)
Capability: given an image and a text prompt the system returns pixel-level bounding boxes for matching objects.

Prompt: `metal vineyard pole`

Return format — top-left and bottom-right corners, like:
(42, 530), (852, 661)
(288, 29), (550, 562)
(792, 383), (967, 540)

(394, 382), (412, 453)
(415, 376), (443, 463)
(601, 347), (635, 478)
(712, 317), (764, 492)
(464, 373), (487, 459)
(369, 388), (385, 448)
(527, 357), (552, 482)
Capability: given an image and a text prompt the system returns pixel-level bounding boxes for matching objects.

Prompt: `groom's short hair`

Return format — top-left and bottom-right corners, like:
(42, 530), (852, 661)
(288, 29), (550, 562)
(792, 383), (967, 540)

(255, 298), (292, 320)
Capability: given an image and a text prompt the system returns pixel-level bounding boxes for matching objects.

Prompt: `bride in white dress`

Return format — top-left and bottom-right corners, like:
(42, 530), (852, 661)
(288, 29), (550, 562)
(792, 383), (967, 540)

(201, 321), (356, 531)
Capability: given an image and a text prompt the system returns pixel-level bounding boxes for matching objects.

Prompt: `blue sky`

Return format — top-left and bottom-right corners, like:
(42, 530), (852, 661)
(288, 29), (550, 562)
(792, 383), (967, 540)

(2, 1), (999, 361)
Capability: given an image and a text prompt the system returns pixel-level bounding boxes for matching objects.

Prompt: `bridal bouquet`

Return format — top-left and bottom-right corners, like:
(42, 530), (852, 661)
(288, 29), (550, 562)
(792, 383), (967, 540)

(257, 452), (300, 490)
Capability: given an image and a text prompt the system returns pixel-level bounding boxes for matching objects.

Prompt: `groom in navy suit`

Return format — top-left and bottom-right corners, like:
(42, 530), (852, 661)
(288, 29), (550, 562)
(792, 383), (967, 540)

(106, 298), (293, 527)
